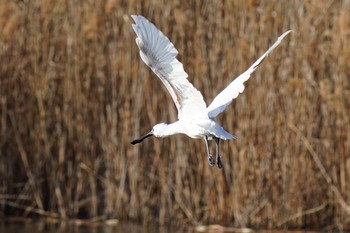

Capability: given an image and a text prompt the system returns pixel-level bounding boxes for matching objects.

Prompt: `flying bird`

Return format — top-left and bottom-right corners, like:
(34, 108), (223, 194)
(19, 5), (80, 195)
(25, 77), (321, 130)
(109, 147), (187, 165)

(130, 15), (291, 168)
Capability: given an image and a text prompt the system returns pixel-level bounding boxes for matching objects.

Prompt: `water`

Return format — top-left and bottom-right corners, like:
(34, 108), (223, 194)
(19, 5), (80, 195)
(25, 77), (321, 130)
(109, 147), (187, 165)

(0, 219), (321, 233)
(0, 219), (175, 233)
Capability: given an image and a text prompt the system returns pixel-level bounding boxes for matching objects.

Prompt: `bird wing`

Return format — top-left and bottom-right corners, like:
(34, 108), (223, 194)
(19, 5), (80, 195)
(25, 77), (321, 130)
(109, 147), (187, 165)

(131, 15), (207, 121)
(206, 30), (292, 119)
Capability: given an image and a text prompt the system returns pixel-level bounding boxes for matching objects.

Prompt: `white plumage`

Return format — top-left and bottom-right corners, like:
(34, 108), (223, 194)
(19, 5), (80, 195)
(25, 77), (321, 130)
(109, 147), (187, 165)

(130, 15), (291, 168)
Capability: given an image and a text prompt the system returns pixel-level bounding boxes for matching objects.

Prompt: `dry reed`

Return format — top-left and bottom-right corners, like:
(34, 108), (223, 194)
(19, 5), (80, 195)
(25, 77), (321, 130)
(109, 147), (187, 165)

(0, 0), (349, 231)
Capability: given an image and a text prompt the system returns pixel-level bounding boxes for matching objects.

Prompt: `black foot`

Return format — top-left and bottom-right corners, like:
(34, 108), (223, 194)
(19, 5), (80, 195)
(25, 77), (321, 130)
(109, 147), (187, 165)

(217, 156), (223, 169)
(208, 155), (215, 166)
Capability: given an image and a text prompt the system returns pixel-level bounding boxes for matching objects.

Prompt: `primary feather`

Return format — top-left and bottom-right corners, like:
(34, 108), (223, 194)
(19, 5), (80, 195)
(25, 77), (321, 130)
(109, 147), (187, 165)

(131, 15), (208, 122)
(206, 30), (292, 118)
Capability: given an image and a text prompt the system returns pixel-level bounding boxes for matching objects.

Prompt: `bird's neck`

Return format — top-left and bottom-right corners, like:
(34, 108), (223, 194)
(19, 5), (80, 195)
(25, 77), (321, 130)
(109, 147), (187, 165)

(158, 121), (183, 137)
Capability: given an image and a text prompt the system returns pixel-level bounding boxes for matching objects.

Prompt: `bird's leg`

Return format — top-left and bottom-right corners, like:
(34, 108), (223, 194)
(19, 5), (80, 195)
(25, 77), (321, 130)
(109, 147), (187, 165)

(215, 137), (223, 169)
(205, 136), (214, 166)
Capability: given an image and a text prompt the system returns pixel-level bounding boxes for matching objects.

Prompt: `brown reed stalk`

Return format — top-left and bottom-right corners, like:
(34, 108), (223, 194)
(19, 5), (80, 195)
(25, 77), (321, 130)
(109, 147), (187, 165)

(0, 0), (349, 230)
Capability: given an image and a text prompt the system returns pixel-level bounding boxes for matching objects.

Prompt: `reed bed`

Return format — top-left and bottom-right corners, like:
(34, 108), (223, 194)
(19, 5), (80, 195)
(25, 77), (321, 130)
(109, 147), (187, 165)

(0, 0), (349, 230)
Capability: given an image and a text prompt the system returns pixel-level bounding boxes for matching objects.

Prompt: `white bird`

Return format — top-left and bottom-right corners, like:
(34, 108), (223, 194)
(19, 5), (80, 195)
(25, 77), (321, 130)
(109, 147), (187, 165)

(130, 15), (291, 168)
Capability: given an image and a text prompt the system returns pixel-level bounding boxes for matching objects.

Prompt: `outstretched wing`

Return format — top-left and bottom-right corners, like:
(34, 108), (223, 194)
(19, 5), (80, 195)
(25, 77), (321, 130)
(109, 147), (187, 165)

(131, 15), (207, 121)
(206, 30), (292, 118)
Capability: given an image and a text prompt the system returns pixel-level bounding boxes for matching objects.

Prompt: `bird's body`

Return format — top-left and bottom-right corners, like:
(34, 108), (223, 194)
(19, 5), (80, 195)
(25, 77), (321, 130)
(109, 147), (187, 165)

(130, 15), (291, 168)
(153, 120), (234, 140)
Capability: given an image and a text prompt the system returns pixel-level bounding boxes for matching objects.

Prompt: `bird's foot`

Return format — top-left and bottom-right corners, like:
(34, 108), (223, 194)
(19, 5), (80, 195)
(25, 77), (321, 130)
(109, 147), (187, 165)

(208, 155), (215, 166)
(217, 156), (223, 169)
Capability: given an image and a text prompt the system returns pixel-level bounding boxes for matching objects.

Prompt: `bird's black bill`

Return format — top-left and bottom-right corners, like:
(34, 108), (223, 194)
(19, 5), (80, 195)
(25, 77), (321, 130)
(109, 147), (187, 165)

(131, 132), (153, 145)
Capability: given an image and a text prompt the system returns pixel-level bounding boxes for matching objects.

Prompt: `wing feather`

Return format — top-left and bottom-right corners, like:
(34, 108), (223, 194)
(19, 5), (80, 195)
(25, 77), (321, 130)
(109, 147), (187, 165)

(131, 15), (207, 121)
(206, 30), (292, 118)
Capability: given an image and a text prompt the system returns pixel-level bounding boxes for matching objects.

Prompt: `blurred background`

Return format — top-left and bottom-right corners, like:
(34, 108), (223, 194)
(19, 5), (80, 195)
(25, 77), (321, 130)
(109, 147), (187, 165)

(0, 0), (349, 231)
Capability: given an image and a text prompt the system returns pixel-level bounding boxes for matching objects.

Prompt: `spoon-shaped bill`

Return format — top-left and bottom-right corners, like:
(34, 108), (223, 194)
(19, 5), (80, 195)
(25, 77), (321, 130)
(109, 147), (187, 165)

(131, 131), (153, 145)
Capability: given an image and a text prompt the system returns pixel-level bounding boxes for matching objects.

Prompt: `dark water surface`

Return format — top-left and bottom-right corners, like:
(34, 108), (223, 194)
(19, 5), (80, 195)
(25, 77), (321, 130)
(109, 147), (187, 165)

(0, 219), (321, 233)
(0, 219), (182, 233)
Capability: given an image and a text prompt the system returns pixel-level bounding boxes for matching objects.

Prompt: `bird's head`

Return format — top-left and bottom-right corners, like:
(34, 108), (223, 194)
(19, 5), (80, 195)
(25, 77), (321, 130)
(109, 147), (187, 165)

(130, 123), (168, 145)
(152, 123), (168, 137)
